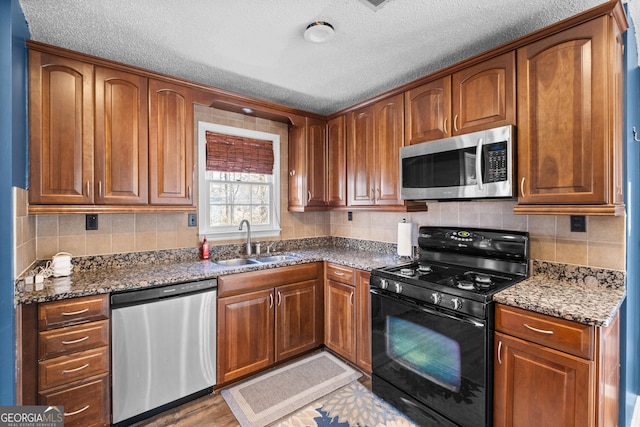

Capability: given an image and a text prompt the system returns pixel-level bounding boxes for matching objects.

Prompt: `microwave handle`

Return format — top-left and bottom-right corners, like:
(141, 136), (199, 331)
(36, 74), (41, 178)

(476, 138), (484, 190)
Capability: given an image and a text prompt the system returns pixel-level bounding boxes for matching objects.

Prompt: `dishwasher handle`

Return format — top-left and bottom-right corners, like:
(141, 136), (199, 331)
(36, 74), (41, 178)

(111, 279), (217, 308)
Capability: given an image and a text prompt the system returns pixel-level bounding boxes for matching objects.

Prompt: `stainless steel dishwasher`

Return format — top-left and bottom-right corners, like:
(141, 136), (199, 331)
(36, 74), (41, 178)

(111, 279), (217, 426)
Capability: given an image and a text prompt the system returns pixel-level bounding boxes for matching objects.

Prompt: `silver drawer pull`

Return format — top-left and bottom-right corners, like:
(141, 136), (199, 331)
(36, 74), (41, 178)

(64, 405), (90, 417)
(61, 336), (89, 345)
(62, 363), (90, 374)
(524, 323), (554, 335)
(333, 271), (345, 276)
(61, 308), (89, 316)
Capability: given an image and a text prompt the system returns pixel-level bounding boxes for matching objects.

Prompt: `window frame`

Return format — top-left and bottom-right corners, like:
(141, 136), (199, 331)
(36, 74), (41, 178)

(197, 122), (281, 240)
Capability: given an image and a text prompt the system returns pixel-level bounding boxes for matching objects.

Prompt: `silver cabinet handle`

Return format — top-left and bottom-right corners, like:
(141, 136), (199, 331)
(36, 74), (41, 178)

(497, 341), (503, 365)
(307, 191), (311, 203)
(277, 291), (282, 306)
(475, 138), (484, 191)
(86, 181), (90, 198)
(520, 177), (526, 198)
(188, 186), (192, 199)
(443, 117), (448, 135)
(349, 291), (354, 306)
(62, 308), (89, 316)
(269, 293), (273, 309)
(61, 336), (89, 345)
(333, 271), (345, 276)
(454, 114), (459, 132)
(64, 405), (90, 417)
(98, 181), (102, 198)
(289, 170), (296, 177)
(62, 363), (90, 374)
(524, 323), (554, 335)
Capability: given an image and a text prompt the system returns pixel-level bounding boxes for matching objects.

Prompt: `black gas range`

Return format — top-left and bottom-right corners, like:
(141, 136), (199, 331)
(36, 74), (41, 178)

(370, 226), (529, 427)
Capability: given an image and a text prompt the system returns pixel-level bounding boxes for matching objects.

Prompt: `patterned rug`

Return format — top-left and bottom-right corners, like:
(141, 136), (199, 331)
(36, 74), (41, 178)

(272, 381), (418, 427)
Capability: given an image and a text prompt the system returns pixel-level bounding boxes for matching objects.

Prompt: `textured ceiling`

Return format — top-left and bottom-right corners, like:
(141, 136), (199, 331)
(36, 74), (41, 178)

(17, 0), (638, 115)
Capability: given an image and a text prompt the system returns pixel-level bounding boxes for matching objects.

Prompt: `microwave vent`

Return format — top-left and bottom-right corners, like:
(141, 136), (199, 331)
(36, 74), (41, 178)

(358, 0), (393, 11)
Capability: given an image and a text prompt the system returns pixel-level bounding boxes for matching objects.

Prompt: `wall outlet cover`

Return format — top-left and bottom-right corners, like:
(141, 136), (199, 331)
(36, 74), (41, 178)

(188, 213), (197, 227)
(570, 215), (586, 232)
(86, 214), (98, 230)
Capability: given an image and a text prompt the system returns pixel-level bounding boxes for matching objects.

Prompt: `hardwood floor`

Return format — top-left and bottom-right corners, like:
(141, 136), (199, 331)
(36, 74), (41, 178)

(131, 372), (371, 427)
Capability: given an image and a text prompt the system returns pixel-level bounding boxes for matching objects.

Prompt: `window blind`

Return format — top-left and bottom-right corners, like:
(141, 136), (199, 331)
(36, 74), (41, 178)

(205, 131), (274, 174)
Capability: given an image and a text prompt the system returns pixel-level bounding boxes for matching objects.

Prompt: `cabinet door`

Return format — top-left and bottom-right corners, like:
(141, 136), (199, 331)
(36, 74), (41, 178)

(217, 289), (274, 383)
(275, 279), (322, 362)
(404, 76), (451, 144)
(452, 51), (515, 134)
(347, 106), (376, 206)
(356, 271), (371, 373)
(324, 280), (356, 363)
(494, 332), (594, 427)
(94, 67), (148, 205)
(287, 124), (306, 210)
(327, 115), (347, 207)
(29, 51), (93, 205)
(306, 117), (327, 207)
(148, 79), (194, 205)
(517, 18), (610, 205)
(373, 93), (404, 205)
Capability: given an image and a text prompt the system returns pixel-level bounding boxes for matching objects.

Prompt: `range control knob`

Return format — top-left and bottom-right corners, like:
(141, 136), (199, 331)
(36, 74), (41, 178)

(431, 292), (441, 304)
(451, 298), (463, 310)
(380, 279), (389, 290)
(394, 283), (403, 294)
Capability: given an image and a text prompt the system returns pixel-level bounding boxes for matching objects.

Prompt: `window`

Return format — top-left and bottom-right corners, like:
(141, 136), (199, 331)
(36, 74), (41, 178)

(198, 122), (280, 240)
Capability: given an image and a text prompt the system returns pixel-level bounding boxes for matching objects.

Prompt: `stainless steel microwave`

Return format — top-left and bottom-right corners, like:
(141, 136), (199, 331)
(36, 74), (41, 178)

(400, 125), (515, 200)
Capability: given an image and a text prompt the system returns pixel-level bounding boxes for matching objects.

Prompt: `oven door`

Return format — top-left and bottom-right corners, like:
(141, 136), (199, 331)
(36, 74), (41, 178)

(371, 289), (489, 427)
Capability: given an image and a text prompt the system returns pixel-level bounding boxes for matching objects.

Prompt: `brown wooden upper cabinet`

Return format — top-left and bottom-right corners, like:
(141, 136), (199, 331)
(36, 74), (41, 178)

(288, 116), (327, 211)
(405, 51), (516, 145)
(29, 51), (94, 205)
(514, 12), (625, 215)
(347, 93), (404, 207)
(327, 115), (347, 208)
(28, 47), (195, 210)
(148, 79), (194, 206)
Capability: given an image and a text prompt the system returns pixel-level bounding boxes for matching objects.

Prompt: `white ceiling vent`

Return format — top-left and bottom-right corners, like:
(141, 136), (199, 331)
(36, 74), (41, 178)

(357, 0), (392, 12)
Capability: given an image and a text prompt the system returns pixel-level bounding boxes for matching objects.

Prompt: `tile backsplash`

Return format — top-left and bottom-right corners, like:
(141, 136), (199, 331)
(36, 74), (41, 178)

(14, 108), (627, 277)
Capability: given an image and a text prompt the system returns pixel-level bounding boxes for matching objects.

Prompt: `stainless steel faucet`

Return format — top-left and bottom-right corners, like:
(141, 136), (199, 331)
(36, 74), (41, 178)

(239, 219), (251, 255)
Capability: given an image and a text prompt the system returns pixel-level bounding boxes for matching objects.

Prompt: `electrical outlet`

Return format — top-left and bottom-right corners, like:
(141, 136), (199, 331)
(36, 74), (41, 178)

(570, 215), (586, 232)
(86, 214), (98, 230)
(188, 213), (197, 227)
(348, 211), (353, 221)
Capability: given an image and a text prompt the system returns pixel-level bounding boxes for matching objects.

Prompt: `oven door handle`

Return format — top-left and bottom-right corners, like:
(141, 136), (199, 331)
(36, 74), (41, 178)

(371, 288), (485, 328)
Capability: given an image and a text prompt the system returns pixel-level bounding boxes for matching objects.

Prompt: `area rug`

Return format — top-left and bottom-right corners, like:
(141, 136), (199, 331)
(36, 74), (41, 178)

(221, 352), (361, 427)
(272, 381), (418, 427)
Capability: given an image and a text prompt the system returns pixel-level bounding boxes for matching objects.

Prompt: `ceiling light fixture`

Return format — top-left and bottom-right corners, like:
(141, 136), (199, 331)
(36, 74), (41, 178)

(304, 22), (335, 43)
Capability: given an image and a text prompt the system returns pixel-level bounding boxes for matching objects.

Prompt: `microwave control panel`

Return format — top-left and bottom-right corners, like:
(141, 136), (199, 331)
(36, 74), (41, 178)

(483, 142), (508, 182)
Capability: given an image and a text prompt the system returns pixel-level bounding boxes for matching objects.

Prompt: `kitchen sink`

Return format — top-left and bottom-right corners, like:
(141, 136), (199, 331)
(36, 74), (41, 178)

(255, 254), (298, 263)
(213, 258), (261, 266)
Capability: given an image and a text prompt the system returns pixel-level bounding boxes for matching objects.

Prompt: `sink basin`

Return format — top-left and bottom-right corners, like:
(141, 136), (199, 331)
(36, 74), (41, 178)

(255, 254), (298, 263)
(213, 258), (260, 267)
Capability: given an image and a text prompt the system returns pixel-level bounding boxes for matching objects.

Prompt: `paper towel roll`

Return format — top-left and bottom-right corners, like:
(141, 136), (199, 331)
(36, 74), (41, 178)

(397, 221), (415, 257)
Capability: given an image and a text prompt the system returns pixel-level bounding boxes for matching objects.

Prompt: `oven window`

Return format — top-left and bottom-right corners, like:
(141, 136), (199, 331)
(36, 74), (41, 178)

(386, 316), (461, 392)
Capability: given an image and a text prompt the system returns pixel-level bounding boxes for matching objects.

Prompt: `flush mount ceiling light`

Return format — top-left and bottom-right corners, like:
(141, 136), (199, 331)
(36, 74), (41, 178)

(304, 22), (335, 43)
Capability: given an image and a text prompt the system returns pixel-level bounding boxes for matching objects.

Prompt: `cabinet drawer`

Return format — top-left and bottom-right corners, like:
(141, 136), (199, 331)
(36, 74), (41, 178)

(39, 320), (109, 360)
(325, 263), (355, 285)
(39, 373), (110, 427)
(495, 304), (594, 359)
(39, 294), (109, 330)
(39, 347), (109, 390)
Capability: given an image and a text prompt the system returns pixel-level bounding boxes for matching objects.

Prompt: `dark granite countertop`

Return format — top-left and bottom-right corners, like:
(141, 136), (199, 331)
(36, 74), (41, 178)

(493, 261), (626, 327)
(15, 242), (407, 305)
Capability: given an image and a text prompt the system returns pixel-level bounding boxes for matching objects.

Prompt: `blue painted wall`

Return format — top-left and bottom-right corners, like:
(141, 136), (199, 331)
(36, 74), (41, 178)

(623, 5), (640, 425)
(0, 0), (28, 405)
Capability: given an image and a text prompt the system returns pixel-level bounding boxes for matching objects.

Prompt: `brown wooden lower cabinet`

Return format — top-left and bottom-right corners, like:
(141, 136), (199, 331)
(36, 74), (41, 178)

(216, 263), (323, 385)
(324, 263), (371, 373)
(35, 295), (111, 427)
(493, 304), (620, 427)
